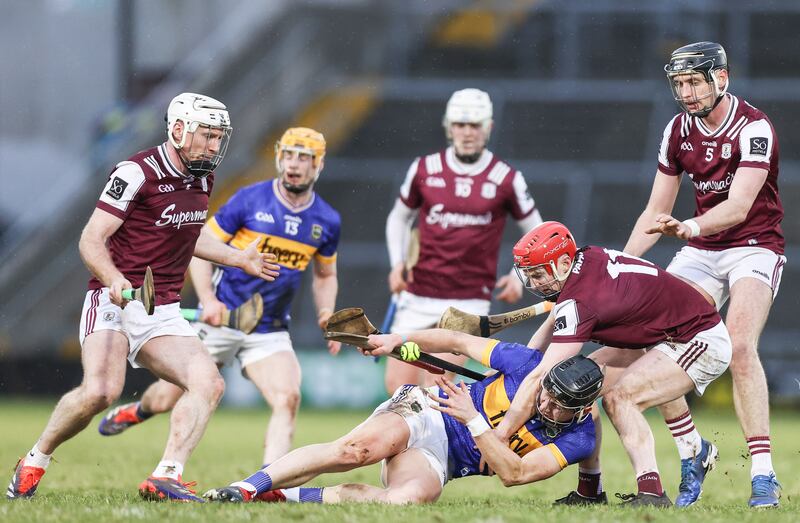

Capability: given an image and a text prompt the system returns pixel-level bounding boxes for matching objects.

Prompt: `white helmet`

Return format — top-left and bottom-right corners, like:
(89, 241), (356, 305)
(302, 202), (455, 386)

(166, 92), (232, 177)
(442, 88), (493, 138)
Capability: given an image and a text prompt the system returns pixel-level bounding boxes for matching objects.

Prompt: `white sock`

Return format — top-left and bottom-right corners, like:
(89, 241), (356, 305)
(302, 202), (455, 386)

(281, 487), (300, 502)
(26, 444), (52, 469)
(665, 411), (702, 460)
(152, 460), (183, 480)
(748, 436), (774, 478)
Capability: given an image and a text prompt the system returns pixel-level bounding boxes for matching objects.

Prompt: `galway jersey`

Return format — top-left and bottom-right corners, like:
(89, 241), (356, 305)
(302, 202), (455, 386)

(207, 179), (340, 333)
(551, 246), (721, 348)
(441, 340), (596, 479)
(658, 94), (784, 254)
(90, 143), (214, 305)
(400, 147), (537, 300)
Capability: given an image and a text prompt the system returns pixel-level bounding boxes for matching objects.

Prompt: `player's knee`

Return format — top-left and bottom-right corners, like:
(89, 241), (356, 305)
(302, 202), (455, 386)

(602, 385), (633, 414)
(208, 374), (225, 405)
(82, 381), (122, 411)
(729, 341), (761, 372)
(334, 437), (374, 467)
(269, 389), (300, 414)
(385, 486), (438, 504)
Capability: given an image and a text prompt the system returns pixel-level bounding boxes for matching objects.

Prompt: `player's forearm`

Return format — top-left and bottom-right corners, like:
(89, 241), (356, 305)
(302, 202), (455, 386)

(497, 372), (539, 436)
(385, 200), (415, 268)
(623, 210), (662, 257)
(687, 198), (750, 237)
(527, 313), (554, 350)
(193, 226), (243, 268)
(401, 329), (476, 357)
(312, 270), (338, 318)
(188, 257), (218, 303)
(78, 232), (124, 287)
(473, 432), (527, 487)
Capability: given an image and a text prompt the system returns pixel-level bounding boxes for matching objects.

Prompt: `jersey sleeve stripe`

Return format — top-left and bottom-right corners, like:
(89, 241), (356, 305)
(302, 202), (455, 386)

(314, 252), (337, 264)
(207, 217), (233, 242)
(545, 443), (568, 469)
(480, 339), (502, 367)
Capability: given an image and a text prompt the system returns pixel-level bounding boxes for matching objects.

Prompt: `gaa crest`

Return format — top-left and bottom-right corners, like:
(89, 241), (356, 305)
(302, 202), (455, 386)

(311, 224), (323, 240)
(721, 143), (732, 159)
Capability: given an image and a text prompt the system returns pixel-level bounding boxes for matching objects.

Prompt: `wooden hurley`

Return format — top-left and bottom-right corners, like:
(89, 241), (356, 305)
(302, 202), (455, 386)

(437, 301), (554, 337)
(181, 293), (264, 334)
(121, 266), (155, 315)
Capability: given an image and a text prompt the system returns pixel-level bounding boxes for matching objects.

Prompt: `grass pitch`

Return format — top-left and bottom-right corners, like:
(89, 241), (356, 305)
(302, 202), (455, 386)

(0, 399), (797, 522)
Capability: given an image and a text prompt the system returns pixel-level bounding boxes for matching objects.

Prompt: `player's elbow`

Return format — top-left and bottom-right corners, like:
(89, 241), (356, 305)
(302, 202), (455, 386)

(497, 463), (527, 487)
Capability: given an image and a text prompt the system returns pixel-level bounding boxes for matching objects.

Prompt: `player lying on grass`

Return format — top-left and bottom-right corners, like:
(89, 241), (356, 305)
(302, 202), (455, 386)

(202, 330), (603, 504)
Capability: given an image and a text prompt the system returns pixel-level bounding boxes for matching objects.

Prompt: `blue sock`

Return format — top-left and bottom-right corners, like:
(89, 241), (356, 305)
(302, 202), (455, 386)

(136, 402), (153, 420)
(299, 487), (324, 503)
(242, 470), (272, 494)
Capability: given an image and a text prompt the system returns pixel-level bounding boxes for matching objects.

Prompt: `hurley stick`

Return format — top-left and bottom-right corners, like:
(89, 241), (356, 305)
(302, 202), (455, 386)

(438, 300), (554, 337)
(121, 266), (155, 315)
(181, 293), (264, 334)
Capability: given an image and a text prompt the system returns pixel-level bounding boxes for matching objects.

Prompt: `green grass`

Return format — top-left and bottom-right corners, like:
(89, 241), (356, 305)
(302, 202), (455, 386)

(0, 399), (797, 522)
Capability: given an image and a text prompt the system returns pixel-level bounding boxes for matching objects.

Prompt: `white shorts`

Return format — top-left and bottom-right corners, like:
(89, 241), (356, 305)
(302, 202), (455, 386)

(370, 385), (450, 487)
(667, 246), (786, 308)
(391, 291), (491, 332)
(193, 323), (294, 372)
(79, 288), (197, 368)
(651, 321), (732, 395)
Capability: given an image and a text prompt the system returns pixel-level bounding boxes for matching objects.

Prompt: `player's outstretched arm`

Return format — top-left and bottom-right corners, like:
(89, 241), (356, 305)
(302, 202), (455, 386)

(427, 376), (562, 486)
(367, 329), (488, 362)
(79, 208), (130, 306)
(624, 170), (681, 257)
(193, 225), (280, 281)
(385, 199), (416, 293)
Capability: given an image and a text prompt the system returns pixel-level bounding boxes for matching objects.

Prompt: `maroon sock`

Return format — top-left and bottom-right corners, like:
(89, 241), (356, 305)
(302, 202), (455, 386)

(577, 470), (602, 497)
(636, 471), (663, 496)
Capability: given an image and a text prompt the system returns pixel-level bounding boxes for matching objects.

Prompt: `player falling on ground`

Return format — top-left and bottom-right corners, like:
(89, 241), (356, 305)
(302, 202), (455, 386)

(201, 331), (602, 504)
(97, 127), (341, 467)
(493, 221), (732, 507)
(623, 41), (784, 508)
(384, 88), (543, 394)
(6, 93), (280, 502)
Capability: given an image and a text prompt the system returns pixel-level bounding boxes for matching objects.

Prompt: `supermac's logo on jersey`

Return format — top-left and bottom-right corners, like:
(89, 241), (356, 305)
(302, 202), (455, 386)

(105, 177), (128, 200)
(750, 137), (768, 156)
(154, 204), (208, 229)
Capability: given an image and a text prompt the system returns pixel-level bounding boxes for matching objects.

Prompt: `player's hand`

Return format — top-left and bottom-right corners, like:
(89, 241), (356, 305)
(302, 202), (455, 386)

(388, 262), (407, 294)
(240, 239), (281, 281)
(645, 214), (692, 240)
(364, 333), (402, 356)
(108, 277), (133, 308)
(200, 297), (227, 326)
(425, 376), (480, 425)
(495, 273), (523, 303)
(327, 339), (342, 356)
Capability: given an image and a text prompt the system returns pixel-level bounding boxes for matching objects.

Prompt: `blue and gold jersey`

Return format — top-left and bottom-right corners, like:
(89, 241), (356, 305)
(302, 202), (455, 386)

(206, 179), (340, 333)
(441, 340), (596, 479)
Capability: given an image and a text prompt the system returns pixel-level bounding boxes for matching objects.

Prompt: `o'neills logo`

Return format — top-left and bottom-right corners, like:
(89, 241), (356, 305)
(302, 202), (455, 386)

(425, 203), (492, 229)
(261, 236), (309, 269)
(691, 172), (734, 194)
(155, 204), (208, 229)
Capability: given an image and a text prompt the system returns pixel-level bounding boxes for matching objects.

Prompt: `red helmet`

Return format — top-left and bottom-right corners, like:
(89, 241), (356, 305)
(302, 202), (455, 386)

(513, 221), (577, 300)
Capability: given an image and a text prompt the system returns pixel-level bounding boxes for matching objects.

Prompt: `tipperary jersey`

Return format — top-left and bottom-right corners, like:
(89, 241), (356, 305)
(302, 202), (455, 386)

(206, 179), (340, 333)
(440, 340), (596, 479)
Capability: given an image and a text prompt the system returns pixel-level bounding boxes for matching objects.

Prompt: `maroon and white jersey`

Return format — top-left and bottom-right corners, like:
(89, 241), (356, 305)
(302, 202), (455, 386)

(552, 246), (720, 349)
(88, 143), (214, 305)
(400, 147), (536, 300)
(658, 94), (784, 254)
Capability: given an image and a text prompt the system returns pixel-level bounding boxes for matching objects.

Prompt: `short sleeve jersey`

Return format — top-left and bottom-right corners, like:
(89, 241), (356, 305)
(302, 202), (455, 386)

(399, 147), (537, 300)
(657, 94), (784, 254)
(441, 340), (596, 479)
(551, 246), (721, 348)
(89, 143), (214, 305)
(206, 179), (341, 333)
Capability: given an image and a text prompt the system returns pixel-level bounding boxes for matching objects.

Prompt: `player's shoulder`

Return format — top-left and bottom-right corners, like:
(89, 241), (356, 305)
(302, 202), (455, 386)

(484, 151), (519, 186)
(418, 149), (447, 175)
(663, 111), (690, 139)
(309, 192), (341, 225)
(734, 94), (771, 121)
